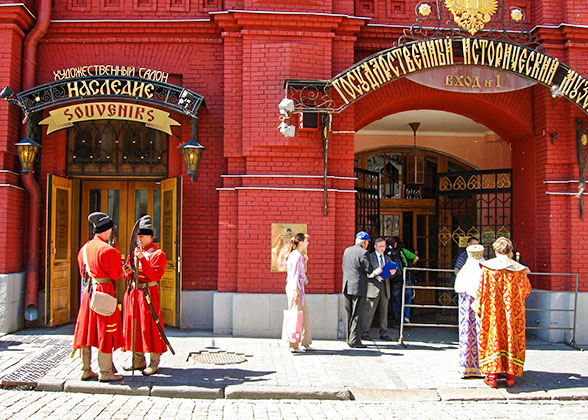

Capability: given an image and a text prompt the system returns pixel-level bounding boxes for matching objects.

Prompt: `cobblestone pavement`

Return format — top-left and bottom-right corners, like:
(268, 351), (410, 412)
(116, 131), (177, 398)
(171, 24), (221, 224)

(1, 389), (588, 420)
(2, 324), (588, 401)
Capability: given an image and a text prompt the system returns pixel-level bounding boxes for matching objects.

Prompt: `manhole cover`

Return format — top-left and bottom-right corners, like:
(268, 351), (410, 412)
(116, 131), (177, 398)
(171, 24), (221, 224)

(189, 351), (247, 365)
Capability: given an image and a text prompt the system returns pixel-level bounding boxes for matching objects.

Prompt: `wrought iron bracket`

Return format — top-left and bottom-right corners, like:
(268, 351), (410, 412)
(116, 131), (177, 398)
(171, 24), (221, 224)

(576, 119), (588, 218)
(320, 113), (331, 216)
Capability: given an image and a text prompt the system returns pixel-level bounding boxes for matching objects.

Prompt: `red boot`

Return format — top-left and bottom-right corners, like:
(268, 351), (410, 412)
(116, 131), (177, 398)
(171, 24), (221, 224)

(483, 374), (498, 388)
(506, 374), (516, 387)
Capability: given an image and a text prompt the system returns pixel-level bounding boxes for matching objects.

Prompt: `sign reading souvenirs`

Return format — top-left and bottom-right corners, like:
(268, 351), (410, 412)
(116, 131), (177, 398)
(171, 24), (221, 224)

(39, 102), (180, 135)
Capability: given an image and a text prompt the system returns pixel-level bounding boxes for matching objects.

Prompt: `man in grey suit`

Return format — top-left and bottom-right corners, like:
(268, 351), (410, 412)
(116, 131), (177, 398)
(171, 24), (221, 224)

(361, 237), (396, 341)
(342, 231), (381, 348)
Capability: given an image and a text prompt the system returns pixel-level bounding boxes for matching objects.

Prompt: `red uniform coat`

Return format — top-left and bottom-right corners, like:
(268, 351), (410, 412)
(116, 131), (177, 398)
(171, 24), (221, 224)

(73, 236), (124, 353)
(122, 243), (167, 354)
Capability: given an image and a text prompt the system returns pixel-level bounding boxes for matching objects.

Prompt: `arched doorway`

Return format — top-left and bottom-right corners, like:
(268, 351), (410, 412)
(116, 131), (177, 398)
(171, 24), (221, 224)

(354, 109), (512, 324)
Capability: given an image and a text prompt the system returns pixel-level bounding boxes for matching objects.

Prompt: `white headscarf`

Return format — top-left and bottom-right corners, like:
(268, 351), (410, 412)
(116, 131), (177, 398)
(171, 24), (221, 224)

(454, 245), (485, 298)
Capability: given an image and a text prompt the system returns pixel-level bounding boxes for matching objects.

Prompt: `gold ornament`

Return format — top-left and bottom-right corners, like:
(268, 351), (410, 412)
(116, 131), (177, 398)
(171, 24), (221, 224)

(510, 8), (523, 22)
(445, 0), (498, 35)
(418, 3), (432, 17)
(582, 133), (588, 147)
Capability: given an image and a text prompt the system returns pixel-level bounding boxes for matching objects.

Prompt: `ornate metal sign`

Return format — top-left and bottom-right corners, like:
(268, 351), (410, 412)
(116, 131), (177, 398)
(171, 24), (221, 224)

(16, 75), (204, 119)
(443, 0), (499, 35)
(282, 1), (588, 119)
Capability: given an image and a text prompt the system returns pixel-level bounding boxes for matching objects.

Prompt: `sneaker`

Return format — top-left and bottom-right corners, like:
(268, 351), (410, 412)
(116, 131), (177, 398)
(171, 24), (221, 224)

(404, 317), (411, 324)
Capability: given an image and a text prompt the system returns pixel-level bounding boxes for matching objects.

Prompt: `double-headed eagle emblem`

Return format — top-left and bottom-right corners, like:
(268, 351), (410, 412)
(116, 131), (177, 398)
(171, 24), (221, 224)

(445, 0), (498, 35)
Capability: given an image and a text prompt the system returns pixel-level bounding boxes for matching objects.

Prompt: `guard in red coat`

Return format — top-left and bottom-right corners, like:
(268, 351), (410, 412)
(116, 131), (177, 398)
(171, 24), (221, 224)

(122, 215), (167, 376)
(73, 212), (124, 382)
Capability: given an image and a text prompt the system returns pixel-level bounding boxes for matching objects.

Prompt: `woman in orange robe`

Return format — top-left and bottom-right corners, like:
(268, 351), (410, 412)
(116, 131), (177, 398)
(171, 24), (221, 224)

(474, 237), (531, 388)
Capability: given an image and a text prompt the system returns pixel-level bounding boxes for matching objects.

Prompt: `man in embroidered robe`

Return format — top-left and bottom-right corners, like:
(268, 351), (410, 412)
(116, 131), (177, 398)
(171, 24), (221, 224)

(73, 212), (124, 382)
(474, 237), (531, 388)
(122, 215), (167, 376)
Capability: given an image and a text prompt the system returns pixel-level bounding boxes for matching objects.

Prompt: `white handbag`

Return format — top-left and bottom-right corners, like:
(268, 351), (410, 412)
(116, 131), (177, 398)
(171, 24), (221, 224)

(83, 244), (117, 317)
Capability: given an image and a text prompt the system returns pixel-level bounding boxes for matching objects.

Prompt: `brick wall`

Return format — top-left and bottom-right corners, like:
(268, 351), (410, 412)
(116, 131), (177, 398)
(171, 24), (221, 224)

(0, 5), (33, 273)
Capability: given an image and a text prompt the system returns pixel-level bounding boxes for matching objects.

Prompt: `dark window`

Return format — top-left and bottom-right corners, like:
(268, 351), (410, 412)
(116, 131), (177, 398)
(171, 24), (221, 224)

(66, 120), (168, 177)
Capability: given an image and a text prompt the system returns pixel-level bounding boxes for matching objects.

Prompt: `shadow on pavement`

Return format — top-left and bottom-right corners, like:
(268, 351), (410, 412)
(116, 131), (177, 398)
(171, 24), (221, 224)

(117, 367), (277, 388)
(0, 341), (27, 351)
(514, 370), (588, 390)
(291, 348), (398, 357)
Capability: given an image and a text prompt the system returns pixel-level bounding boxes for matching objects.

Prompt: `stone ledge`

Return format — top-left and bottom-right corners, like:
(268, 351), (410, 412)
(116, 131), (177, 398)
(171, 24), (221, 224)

(150, 385), (223, 399)
(225, 385), (351, 400)
(438, 388), (505, 401)
(350, 388), (440, 401)
(64, 379), (150, 396)
(547, 388), (588, 400)
(497, 387), (550, 400)
(35, 378), (65, 392)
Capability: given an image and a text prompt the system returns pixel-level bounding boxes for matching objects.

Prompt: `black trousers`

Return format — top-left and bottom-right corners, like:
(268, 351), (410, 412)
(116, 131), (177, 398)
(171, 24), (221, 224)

(344, 294), (365, 345)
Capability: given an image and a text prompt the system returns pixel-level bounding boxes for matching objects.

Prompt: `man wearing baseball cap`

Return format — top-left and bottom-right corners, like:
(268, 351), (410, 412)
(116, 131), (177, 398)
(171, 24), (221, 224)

(341, 231), (382, 348)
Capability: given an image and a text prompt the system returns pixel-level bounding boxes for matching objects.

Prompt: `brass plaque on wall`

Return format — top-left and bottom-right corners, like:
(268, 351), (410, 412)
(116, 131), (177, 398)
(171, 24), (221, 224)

(271, 223), (307, 272)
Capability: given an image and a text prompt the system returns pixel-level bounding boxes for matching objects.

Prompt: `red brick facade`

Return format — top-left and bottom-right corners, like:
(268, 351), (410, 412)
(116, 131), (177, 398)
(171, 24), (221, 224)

(1, 0), (588, 322)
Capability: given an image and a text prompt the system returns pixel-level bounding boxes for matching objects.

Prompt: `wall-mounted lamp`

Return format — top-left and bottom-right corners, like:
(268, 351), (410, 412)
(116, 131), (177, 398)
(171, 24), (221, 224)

(15, 137), (41, 177)
(550, 132), (558, 144)
(179, 138), (206, 182)
(278, 97), (295, 138)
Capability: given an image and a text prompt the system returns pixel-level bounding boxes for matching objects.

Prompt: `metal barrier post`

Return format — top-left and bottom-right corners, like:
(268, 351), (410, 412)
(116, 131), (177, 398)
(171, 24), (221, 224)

(397, 267), (580, 349)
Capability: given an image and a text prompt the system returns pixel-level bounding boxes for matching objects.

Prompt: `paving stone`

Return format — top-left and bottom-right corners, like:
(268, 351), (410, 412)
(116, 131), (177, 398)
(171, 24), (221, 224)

(225, 385), (351, 400)
(497, 387), (551, 400)
(438, 387), (505, 401)
(350, 388), (440, 401)
(150, 385), (223, 399)
(35, 378), (65, 392)
(547, 387), (588, 400)
(64, 380), (150, 396)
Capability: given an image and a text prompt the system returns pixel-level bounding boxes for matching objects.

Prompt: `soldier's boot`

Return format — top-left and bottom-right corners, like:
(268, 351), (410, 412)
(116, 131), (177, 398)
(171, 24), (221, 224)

(142, 353), (160, 376)
(98, 351), (123, 382)
(80, 346), (98, 381)
(123, 352), (146, 371)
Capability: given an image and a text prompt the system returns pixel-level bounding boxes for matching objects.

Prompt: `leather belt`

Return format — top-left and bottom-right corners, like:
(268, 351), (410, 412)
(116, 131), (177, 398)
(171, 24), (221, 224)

(135, 281), (158, 289)
(92, 278), (112, 284)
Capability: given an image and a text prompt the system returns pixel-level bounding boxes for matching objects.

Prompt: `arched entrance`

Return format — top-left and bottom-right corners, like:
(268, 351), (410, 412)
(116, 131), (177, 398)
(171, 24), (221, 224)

(353, 108), (513, 324)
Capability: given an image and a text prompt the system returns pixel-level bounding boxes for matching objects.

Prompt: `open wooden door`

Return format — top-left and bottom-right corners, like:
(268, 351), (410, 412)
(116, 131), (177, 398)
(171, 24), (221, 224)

(45, 175), (73, 326)
(160, 176), (181, 326)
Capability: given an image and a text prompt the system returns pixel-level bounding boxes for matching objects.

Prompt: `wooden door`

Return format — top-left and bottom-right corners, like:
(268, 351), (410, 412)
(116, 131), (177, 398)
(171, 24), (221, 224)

(46, 175), (73, 326)
(160, 176), (181, 327)
(81, 180), (128, 303)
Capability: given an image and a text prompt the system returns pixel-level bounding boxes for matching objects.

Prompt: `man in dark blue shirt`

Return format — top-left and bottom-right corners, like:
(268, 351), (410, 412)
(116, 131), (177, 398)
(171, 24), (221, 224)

(454, 237), (480, 273)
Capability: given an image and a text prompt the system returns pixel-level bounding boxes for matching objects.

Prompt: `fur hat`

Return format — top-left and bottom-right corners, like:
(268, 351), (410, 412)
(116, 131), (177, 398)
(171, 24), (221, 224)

(138, 215), (153, 236)
(88, 212), (113, 234)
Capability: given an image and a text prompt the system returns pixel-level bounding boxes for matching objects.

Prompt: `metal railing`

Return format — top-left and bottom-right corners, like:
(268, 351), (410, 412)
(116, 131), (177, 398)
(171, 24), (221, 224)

(398, 267), (579, 348)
